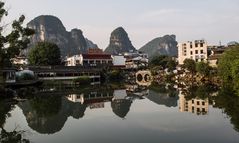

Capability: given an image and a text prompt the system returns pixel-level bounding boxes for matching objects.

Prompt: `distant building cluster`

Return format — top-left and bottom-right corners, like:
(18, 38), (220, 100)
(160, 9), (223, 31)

(65, 48), (149, 69)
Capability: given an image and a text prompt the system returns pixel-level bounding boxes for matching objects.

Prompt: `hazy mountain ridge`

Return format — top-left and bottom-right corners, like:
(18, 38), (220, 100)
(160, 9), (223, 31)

(139, 35), (178, 59)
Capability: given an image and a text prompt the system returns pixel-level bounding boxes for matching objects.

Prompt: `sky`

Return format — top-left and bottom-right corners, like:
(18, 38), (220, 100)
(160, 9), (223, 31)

(4, 0), (239, 50)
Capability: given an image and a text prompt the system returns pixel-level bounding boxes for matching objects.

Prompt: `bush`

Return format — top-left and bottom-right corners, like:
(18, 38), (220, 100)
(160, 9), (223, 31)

(109, 70), (124, 81)
(16, 73), (35, 81)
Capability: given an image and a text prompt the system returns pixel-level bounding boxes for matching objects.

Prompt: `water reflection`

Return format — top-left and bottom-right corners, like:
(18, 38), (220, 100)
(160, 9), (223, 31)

(179, 91), (209, 115)
(146, 83), (179, 107)
(1, 82), (239, 140)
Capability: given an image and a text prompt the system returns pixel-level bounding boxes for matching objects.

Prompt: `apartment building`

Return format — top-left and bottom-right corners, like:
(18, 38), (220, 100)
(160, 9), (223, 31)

(178, 40), (208, 65)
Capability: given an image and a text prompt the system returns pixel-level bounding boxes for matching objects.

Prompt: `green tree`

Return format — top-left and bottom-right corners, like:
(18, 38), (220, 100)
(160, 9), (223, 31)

(28, 42), (61, 66)
(183, 59), (196, 73)
(218, 45), (239, 95)
(196, 62), (210, 77)
(150, 55), (168, 68)
(0, 1), (34, 85)
(150, 55), (176, 71)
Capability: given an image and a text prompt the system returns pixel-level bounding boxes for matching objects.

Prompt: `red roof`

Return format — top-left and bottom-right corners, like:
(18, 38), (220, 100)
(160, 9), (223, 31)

(82, 54), (112, 59)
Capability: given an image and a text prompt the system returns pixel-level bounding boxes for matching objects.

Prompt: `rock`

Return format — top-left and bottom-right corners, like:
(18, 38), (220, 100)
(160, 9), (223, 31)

(139, 35), (178, 59)
(26, 15), (98, 57)
(105, 27), (136, 55)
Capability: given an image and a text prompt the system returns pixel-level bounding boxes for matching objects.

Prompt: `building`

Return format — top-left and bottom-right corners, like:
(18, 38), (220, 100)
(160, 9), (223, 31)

(208, 47), (226, 67)
(179, 91), (209, 115)
(112, 55), (126, 67)
(10, 56), (29, 65)
(124, 52), (148, 69)
(65, 55), (81, 66)
(65, 48), (113, 67)
(178, 40), (208, 65)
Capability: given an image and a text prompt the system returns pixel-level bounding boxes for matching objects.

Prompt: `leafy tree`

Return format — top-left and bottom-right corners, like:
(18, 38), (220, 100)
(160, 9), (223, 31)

(150, 55), (177, 71)
(183, 59), (196, 73)
(28, 42), (61, 66)
(166, 58), (177, 72)
(196, 62), (210, 76)
(0, 1), (34, 84)
(218, 45), (239, 95)
(150, 55), (168, 68)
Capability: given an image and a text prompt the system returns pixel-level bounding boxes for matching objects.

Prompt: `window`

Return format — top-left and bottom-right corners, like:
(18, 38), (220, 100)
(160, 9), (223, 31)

(190, 44), (193, 48)
(76, 60), (80, 64)
(200, 43), (204, 47)
(197, 101), (200, 105)
(202, 102), (205, 106)
(192, 100), (194, 104)
(190, 51), (193, 55)
(195, 50), (198, 54)
(200, 50), (203, 54)
(195, 43), (198, 47)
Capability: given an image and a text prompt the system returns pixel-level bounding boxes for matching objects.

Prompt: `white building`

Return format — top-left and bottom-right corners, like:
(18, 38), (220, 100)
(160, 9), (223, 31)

(11, 56), (29, 65)
(178, 40), (208, 65)
(112, 55), (126, 66)
(124, 52), (149, 69)
(65, 55), (81, 66)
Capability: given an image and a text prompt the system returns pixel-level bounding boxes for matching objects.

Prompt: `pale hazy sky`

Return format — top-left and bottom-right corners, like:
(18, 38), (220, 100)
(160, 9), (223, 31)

(5, 0), (239, 49)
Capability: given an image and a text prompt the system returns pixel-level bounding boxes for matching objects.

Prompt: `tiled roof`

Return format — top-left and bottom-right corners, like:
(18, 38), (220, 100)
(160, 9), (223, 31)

(82, 54), (112, 59)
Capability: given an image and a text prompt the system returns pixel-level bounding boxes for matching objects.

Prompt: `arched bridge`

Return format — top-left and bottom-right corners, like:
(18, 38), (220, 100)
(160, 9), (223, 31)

(136, 70), (153, 86)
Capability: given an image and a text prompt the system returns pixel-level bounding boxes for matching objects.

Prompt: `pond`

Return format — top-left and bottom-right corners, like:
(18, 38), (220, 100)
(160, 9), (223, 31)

(1, 83), (239, 143)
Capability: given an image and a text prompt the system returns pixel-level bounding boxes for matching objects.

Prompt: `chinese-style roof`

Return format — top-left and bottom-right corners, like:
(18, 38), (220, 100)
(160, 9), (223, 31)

(82, 54), (112, 59)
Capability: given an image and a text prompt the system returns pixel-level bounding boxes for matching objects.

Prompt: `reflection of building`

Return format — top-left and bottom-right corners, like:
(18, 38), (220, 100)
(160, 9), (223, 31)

(179, 92), (209, 115)
(67, 94), (84, 104)
(178, 40), (208, 65)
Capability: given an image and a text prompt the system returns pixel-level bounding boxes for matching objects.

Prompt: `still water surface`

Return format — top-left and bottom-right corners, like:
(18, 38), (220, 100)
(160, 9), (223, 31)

(1, 83), (239, 143)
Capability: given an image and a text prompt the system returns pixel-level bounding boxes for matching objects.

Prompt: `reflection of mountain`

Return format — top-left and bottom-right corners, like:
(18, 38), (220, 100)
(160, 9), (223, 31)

(146, 90), (179, 107)
(111, 99), (132, 118)
(18, 96), (87, 134)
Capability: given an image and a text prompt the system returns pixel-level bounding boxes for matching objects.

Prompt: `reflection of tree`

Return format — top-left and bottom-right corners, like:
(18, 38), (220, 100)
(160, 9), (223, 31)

(0, 100), (16, 128)
(182, 84), (217, 101)
(213, 86), (239, 132)
(0, 128), (30, 143)
(111, 99), (132, 118)
(0, 100), (30, 143)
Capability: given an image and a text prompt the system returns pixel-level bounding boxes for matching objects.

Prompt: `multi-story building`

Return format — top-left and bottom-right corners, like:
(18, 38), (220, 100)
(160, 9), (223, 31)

(178, 40), (208, 65)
